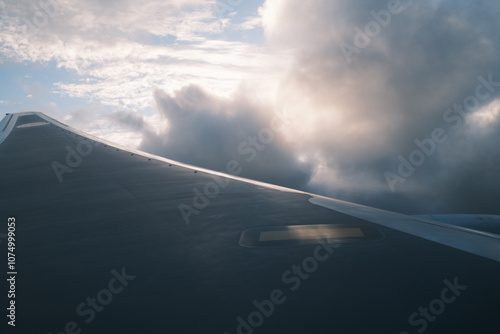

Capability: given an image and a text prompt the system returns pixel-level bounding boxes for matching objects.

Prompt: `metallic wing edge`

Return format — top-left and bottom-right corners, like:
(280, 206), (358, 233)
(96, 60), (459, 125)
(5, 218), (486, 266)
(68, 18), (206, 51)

(309, 195), (500, 263)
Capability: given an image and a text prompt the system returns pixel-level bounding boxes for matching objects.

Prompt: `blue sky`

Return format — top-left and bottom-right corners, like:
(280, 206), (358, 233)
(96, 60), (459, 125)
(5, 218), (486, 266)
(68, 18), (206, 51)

(2, 0), (500, 214)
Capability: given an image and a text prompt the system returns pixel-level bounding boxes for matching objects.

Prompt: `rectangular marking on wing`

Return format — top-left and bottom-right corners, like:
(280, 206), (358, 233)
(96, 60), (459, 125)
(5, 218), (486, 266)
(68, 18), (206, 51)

(259, 227), (364, 241)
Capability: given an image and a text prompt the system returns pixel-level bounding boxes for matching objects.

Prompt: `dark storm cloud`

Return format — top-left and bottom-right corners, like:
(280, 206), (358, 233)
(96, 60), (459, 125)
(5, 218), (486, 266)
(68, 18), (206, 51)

(128, 85), (313, 190)
(260, 0), (500, 214)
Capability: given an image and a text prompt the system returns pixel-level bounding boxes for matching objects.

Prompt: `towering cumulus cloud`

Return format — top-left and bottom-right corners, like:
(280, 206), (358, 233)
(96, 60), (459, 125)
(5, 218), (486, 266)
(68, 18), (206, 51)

(138, 85), (314, 190)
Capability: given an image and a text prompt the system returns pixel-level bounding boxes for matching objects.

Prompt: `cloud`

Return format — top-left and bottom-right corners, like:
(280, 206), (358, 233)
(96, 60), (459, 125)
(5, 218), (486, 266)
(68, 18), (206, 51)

(0, 0), (274, 109)
(129, 84), (314, 189)
(254, 0), (500, 214)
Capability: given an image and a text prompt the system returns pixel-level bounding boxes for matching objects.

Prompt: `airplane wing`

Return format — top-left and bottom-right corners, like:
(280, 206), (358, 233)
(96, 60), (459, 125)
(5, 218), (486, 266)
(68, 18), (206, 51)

(1, 112), (499, 334)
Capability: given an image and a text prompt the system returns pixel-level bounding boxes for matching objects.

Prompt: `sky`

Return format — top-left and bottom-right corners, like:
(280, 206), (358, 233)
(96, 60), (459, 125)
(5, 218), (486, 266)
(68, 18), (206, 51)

(1, 0), (500, 215)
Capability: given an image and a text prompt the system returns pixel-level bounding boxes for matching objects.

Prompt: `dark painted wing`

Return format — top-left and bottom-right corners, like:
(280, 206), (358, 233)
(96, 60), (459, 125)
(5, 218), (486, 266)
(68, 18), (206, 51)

(1, 112), (499, 334)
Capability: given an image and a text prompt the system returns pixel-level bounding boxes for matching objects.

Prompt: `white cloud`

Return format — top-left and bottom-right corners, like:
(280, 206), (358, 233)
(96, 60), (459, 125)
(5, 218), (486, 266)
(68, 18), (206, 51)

(235, 15), (262, 30)
(1, 0), (277, 108)
(469, 100), (500, 128)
